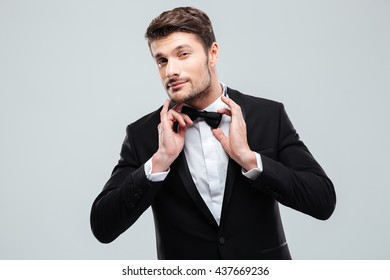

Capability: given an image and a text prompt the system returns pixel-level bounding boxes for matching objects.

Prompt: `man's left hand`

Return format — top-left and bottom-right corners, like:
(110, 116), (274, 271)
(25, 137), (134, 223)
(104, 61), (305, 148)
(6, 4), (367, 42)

(212, 95), (257, 172)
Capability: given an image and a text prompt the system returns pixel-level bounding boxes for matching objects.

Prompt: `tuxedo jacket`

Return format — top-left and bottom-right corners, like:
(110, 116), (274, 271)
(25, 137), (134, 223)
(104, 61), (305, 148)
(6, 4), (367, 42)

(90, 88), (336, 259)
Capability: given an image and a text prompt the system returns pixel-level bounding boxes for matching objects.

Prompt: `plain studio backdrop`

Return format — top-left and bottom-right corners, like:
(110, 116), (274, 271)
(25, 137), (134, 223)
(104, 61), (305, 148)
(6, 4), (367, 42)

(1, 0), (389, 259)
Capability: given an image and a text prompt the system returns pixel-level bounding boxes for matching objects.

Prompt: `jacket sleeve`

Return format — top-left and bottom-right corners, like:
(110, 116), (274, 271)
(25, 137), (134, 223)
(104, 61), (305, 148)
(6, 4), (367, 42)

(90, 125), (162, 243)
(251, 104), (336, 220)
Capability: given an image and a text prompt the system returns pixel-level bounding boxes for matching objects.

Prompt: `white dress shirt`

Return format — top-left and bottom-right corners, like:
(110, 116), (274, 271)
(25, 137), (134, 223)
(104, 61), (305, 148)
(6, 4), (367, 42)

(145, 84), (263, 224)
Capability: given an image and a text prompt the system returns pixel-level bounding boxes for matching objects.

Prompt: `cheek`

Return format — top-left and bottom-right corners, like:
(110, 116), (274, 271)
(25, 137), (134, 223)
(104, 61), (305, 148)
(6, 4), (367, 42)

(158, 68), (166, 80)
(186, 62), (203, 78)
(195, 63), (209, 79)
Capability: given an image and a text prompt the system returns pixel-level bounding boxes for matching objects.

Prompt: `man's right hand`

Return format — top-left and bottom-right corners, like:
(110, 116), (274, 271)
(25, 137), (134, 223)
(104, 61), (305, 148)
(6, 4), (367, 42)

(151, 99), (193, 173)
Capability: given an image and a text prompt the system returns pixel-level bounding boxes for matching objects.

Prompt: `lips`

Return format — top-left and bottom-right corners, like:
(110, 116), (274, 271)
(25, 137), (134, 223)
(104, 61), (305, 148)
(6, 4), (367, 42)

(167, 80), (187, 90)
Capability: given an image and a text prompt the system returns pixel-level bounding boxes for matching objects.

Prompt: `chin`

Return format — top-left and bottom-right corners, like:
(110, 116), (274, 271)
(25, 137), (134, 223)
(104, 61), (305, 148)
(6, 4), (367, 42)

(169, 91), (192, 104)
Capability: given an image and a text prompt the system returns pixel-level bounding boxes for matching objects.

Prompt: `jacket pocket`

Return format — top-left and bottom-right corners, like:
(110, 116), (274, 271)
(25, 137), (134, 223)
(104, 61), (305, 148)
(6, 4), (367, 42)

(261, 242), (291, 260)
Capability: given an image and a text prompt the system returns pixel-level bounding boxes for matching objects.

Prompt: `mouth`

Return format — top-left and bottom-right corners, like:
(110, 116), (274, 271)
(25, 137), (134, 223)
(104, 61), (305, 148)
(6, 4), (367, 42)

(167, 80), (187, 91)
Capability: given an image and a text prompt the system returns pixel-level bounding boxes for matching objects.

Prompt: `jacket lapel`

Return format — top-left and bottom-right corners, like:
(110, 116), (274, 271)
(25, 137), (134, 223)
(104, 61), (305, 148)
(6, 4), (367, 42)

(220, 88), (247, 223)
(174, 151), (219, 227)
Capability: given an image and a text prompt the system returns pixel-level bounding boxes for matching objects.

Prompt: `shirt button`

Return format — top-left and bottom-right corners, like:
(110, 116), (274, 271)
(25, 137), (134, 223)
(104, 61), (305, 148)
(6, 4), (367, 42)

(219, 237), (226, 245)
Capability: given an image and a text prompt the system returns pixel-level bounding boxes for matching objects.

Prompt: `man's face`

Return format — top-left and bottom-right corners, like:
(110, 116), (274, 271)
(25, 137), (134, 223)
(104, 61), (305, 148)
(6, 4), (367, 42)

(150, 32), (213, 104)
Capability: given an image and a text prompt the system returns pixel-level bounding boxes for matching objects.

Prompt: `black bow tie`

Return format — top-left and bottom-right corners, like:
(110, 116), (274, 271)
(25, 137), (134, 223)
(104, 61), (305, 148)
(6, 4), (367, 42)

(181, 106), (222, 129)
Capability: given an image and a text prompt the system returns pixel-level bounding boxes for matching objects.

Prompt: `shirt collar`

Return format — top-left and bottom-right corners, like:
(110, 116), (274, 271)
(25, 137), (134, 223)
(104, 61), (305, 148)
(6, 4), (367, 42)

(203, 83), (228, 112)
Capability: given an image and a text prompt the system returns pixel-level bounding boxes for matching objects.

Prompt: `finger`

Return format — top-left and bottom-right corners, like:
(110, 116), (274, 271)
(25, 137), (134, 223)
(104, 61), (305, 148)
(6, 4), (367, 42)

(181, 113), (194, 126)
(221, 95), (241, 113)
(161, 100), (180, 131)
(168, 109), (192, 128)
(172, 102), (184, 112)
(212, 127), (226, 143)
(217, 108), (232, 117)
(221, 96), (244, 125)
(176, 123), (187, 137)
(160, 99), (171, 122)
(220, 95), (231, 107)
(212, 128), (230, 152)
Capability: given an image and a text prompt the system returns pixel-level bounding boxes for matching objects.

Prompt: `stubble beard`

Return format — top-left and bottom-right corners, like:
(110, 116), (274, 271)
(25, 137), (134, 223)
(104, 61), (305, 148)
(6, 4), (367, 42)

(167, 63), (212, 105)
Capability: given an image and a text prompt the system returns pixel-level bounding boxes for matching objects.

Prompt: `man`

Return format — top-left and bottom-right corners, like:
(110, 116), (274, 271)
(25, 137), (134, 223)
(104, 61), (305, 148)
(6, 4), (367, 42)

(90, 7), (336, 260)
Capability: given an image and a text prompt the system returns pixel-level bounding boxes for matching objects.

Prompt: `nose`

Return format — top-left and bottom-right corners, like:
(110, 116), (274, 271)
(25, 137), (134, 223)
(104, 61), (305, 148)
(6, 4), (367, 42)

(165, 59), (181, 79)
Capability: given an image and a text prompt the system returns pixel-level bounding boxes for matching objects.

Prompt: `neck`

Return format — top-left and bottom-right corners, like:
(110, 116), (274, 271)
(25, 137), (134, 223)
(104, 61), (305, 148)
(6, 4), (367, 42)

(186, 80), (223, 110)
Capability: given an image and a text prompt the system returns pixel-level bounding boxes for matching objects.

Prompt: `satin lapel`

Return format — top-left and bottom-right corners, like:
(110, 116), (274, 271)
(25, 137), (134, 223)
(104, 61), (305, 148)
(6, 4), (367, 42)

(220, 88), (247, 223)
(174, 151), (219, 227)
(227, 87), (246, 119)
(220, 158), (239, 222)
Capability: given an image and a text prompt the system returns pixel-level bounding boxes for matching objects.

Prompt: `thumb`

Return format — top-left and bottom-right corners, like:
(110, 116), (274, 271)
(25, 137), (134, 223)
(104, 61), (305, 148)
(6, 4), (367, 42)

(212, 128), (230, 153)
(212, 128), (225, 142)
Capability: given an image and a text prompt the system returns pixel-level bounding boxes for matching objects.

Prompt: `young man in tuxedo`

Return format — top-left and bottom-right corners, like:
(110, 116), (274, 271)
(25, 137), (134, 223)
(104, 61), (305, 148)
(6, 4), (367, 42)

(90, 6), (336, 259)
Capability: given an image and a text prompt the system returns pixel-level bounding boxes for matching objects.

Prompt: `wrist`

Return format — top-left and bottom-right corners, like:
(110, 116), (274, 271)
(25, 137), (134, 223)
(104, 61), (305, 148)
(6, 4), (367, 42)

(238, 150), (257, 172)
(151, 150), (173, 173)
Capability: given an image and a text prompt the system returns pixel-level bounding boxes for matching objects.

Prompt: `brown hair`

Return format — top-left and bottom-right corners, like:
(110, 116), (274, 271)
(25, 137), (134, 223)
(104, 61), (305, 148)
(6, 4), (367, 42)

(145, 7), (216, 51)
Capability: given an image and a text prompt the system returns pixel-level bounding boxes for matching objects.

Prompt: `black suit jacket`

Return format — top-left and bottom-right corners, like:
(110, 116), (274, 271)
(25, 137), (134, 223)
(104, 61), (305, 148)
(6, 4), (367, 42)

(90, 88), (336, 259)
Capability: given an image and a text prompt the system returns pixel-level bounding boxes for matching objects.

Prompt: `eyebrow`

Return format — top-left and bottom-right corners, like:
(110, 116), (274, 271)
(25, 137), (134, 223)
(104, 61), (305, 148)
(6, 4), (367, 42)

(154, 44), (193, 60)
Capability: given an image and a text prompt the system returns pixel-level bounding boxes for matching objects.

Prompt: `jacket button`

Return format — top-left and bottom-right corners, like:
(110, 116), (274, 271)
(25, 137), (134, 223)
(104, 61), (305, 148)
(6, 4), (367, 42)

(128, 202), (135, 208)
(134, 188), (143, 199)
(218, 237), (226, 245)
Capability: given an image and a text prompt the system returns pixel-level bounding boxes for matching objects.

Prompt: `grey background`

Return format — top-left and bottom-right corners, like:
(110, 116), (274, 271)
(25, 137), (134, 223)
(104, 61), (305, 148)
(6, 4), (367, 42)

(1, 0), (389, 259)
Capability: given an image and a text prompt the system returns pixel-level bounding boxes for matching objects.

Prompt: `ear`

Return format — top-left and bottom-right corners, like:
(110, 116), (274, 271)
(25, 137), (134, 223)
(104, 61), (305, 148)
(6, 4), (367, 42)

(208, 42), (219, 67)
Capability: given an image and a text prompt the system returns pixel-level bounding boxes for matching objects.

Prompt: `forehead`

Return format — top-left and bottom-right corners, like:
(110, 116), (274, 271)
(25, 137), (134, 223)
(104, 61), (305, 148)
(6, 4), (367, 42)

(150, 32), (203, 58)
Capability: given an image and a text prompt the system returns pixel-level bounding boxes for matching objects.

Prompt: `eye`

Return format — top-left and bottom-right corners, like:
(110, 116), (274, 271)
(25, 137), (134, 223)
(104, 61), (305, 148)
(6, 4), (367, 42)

(157, 58), (167, 68)
(179, 52), (190, 58)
